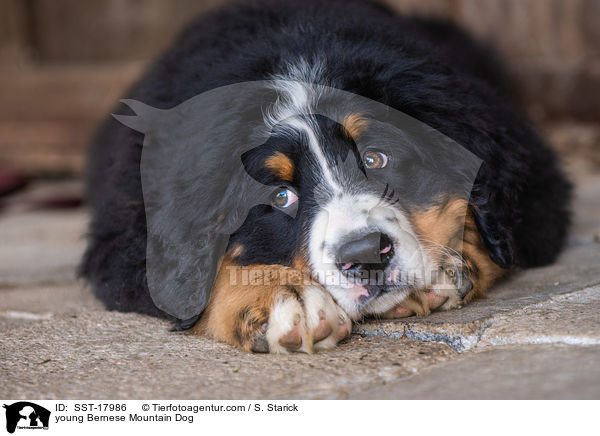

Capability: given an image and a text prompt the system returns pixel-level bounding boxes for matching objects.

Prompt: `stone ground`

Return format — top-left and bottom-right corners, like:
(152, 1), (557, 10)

(1, 175), (599, 400)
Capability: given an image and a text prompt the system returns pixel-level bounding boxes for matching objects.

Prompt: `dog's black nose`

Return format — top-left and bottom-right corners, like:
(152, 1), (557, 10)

(336, 232), (393, 276)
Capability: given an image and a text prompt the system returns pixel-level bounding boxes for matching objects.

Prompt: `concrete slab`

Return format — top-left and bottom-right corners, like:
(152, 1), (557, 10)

(0, 310), (455, 399)
(570, 173), (600, 238)
(0, 209), (87, 286)
(352, 345), (600, 399)
(0, 282), (101, 331)
(479, 286), (600, 347)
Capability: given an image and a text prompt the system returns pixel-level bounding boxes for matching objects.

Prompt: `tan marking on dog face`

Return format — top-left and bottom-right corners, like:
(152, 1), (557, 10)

(342, 113), (369, 139)
(264, 151), (294, 181)
(411, 197), (505, 299)
(460, 212), (505, 301)
(411, 197), (469, 262)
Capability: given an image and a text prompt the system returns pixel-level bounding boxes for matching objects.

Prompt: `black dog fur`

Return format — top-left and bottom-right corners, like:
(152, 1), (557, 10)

(80, 0), (571, 324)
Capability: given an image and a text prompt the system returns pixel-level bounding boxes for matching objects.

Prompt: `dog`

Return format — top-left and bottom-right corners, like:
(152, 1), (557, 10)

(81, 0), (571, 353)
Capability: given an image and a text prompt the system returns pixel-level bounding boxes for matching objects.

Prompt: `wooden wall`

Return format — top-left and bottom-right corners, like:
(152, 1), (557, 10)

(0, 0), (598, 175)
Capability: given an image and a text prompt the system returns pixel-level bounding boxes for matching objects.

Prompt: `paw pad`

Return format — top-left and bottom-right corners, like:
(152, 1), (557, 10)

(278, 326), (303, 350)
(313, 316), (333, 343)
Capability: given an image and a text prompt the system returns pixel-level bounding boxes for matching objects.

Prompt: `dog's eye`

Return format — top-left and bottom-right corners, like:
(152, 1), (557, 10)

(363, 150), (388, 169)
(271, 187), (298, 209)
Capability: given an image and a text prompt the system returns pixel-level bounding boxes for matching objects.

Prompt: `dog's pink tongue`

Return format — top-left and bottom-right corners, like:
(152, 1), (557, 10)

(341, 262), (353, 271)
(380, 244), (391, 254)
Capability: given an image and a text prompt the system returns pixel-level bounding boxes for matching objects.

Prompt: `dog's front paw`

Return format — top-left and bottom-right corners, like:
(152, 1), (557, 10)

(264, 284), (352, 354)
(383, 261), (474, 318)
(194, 263), (351, 354)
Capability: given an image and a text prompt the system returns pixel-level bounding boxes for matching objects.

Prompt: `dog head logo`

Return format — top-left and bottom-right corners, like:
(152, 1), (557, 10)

(114, 80), (482, 321)
(3, 402), (50, 433)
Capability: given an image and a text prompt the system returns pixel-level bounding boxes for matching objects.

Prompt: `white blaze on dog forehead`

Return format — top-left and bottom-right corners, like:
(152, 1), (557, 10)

(285, 116), (343, 195)
(266, 58), (344, 194)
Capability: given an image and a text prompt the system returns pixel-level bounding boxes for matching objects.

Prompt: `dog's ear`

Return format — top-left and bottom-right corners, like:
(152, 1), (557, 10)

(469, 198), (515, 269)
(113, 99), (228, 319)
(140, 135), (273, 320)
(142, 150), (274, 321)
(112, 99), (166, 133)
(114, 86), (275, 321)
(144, 230), (229, 320)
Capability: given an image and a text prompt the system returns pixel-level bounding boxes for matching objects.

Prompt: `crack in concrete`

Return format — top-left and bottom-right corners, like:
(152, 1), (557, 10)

(352, 323), (482, 352)
(354, 286), (600, 352)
